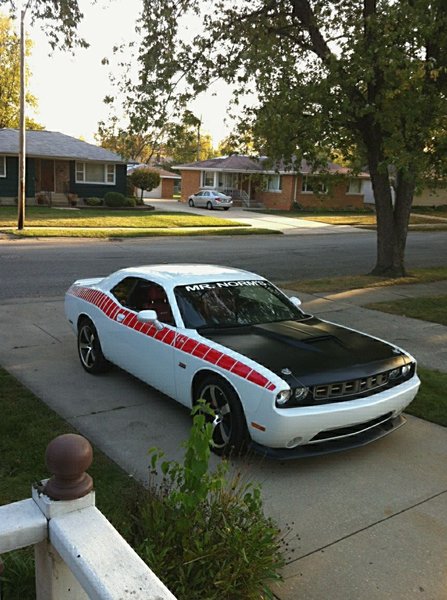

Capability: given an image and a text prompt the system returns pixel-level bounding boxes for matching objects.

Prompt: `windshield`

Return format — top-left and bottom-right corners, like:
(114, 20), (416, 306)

(174, 279), (306, 329)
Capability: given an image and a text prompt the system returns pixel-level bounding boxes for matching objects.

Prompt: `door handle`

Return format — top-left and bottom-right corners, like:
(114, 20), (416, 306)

(116, 313), (126, 323)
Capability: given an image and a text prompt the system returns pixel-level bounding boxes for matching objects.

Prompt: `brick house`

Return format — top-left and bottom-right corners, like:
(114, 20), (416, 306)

(0, 129), (127, 205)
(175, 155), (370, 210)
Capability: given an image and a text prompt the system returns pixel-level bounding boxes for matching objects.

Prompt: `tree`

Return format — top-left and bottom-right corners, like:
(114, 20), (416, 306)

(129, 167), (160, 203)
(128, 0), (447, 277)
(0, 14), (43, 129)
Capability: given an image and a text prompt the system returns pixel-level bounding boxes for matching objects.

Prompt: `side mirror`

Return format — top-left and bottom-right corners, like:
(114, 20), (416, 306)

(137, 309), (164, 331)
(289, 296), (302, 308)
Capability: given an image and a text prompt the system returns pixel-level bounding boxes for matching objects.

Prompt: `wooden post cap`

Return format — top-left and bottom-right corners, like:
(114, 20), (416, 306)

(43, 434), (93, 501)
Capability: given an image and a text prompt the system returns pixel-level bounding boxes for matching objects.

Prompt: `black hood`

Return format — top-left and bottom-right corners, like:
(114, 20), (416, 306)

(200, 318), (409, 385)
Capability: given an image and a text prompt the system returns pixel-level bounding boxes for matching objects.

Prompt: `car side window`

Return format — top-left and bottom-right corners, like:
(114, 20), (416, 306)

(111, 277), (138, 307)
(126, 279), (175, 325)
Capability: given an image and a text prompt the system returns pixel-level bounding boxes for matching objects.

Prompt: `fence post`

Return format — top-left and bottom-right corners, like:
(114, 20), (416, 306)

(33, 434), (95, 600)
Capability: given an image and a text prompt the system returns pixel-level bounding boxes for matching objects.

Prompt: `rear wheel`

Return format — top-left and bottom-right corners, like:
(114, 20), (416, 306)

(188, 198), (194, 207)
(223, 207), (230, 211)
(77, 318), (111, 374)
(195, 376), (248, 456)
(206, 201), (213, 210)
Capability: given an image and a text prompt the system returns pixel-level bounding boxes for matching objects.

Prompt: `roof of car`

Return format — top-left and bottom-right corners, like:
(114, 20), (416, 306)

(106, 264), (264, 289)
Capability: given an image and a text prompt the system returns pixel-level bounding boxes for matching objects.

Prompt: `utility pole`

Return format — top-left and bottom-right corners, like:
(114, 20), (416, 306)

(18, 3), (30, 230)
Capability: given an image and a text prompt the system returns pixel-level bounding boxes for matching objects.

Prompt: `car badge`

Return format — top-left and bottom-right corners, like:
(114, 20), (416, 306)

(281, 368), (292, 375)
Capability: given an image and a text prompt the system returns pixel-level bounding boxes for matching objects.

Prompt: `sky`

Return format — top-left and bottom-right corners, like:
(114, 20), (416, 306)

(24, 0), (238, 147)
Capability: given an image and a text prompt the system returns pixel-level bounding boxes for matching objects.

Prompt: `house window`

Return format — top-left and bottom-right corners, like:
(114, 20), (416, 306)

(266, 174), (281, 192)
(348, 179), (362, 194)
(202, 171), (215, 187)
(0, 156), (6, 178)
(302, 176), (328, 194)
(75, 162), (116, 185)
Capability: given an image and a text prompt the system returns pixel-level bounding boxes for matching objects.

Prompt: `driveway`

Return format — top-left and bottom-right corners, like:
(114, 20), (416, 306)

(1, 287), (446, 599)
(147, 199), (365, 235)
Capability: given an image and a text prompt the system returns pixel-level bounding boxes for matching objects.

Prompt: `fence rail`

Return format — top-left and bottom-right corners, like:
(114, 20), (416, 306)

(0, 434), (177, 600)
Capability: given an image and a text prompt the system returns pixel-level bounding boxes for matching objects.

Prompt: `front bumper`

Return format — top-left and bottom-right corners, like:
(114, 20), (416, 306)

(247, 374), (420, 452)
(250, 414), (406, 459)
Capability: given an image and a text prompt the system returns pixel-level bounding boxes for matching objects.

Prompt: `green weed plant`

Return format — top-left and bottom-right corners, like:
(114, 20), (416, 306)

(132, 401), (284, 600)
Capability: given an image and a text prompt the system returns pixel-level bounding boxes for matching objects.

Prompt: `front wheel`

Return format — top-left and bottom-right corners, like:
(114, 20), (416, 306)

(206, 201), (213, 210)
(77, 318), (111, 374)
(188, 198), (194, 207)
(195, 376), (248, 456)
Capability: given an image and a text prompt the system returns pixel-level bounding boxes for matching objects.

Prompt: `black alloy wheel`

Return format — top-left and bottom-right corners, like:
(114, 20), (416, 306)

(196, 376), (248, 456)
(77, 318), (111, 374)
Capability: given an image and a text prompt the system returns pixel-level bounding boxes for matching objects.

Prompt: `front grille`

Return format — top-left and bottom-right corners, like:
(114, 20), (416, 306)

(314, 372), (389, 401)
(306, 363), (415, 406)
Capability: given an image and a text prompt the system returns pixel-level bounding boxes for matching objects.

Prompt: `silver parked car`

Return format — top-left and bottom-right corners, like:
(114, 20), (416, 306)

(188, 189), (233, 210)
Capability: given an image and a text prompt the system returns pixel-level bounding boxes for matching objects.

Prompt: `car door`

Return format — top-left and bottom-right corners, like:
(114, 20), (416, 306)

(103, 276), (177, 398)
(197, 191), (208, 207)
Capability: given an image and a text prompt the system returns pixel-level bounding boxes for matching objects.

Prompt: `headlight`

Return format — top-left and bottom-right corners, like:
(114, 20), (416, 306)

(276, 389), (292, 406)
(389, 363), (413, 380)
(276, 387), (309, 408)
(294, 386), (310, 402)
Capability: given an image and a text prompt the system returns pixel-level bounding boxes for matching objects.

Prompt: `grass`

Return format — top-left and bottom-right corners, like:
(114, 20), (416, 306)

(366, 295), (447, 326)
(283, 266), (447, 293)
(0, 366), (141, 528)
(251, 208), (447, 229)
(0, 206), (282, 238)
(0, 206), (244, 228)
(406, 366), (447, 427)
(0, 366), (145, 598)
(6, 226), (278, 238)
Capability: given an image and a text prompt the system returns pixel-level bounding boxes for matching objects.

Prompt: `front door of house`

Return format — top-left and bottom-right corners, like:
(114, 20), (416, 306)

(40, 159), (55, 191)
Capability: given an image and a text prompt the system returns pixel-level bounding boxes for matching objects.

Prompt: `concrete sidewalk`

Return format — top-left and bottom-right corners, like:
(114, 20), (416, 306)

(0, 282), (446, 599)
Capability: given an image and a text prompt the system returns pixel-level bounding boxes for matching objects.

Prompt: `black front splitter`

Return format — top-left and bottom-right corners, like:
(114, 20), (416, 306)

(249, 414), (406, 460)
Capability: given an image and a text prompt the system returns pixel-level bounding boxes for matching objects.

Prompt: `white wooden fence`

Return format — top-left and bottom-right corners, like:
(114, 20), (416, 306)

(0, 434), (177, 599)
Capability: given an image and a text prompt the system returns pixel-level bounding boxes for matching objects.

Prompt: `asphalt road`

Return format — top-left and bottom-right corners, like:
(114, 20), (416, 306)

(0, 230), (446, 300)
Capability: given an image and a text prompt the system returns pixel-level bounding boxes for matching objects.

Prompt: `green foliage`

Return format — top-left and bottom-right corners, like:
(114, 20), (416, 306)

(129, 168), (160, 203)
(84, 196), (103, 206)
(0, 14), (43, 129)
(124, 196), (136, 207)
(121, 0), (447, 275)
(103, 191), (127, 207)
(132, 401), (284, 599)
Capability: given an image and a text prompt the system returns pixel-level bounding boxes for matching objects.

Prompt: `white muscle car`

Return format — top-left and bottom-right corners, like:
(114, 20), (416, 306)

(65, 264), (420, 458)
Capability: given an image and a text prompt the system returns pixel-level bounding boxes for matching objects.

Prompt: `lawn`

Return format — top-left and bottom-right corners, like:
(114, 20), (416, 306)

(366, 295), (447, 326)
(251, 208), (447, 229)
(0, 206), (244, 228)
(283, 266), (447, 293)
(0, 206), (280, 238)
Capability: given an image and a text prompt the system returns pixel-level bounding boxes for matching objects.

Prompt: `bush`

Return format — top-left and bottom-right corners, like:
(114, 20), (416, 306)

(84, 196), (103, 207)
(104, 191), (127, 207)
(132, 402), (284, 599)
(129, 168), (160, 203)
(124, 196), (137, 207)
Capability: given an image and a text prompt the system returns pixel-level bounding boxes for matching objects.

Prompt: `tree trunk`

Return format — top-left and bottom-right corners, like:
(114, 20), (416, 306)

(370, 168), (415, 277)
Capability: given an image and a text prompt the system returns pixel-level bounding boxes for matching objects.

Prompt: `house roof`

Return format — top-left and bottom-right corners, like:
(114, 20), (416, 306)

(175, 155), (264, 173)
(0, 129), (125, 163)
(175, 154), (369, 177)
(127, 164), (181, 179)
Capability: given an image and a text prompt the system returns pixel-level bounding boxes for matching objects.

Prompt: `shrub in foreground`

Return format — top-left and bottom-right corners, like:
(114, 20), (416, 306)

(104, 191), (127, 207)
(132, 402), (284, 600)
(84, 196), (103, 206)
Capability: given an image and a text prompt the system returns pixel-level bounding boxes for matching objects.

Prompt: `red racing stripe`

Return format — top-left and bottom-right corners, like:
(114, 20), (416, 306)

(68, 286), (276, 391)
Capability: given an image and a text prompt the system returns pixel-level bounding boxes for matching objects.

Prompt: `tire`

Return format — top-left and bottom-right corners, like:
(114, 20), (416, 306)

(195, 376), (248, 456)
(188, 198), (194, 207)
(77, 318), (111, 374)
(223, 207), (230, 211)
(206, 201), (213, 210)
